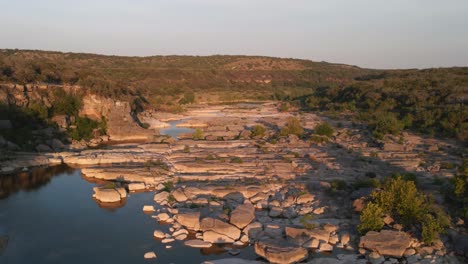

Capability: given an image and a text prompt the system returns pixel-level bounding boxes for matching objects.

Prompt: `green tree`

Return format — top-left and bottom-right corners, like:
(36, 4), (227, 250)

(358, 202), (385, 234)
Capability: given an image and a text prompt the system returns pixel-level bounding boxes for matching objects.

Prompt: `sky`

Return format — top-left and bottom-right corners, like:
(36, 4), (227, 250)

(0, 0), (467, 69)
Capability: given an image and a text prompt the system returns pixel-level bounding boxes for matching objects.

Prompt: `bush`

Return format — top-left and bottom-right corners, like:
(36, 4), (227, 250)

(370, 112), (404, 139)
(183, 145), (190, 153)
(179, 91), (195, 104)
(358, 202), (385, 234)
(69, 117), (99, 141)
(315, 122), (334, 137)
(52, 88), (82, 116)
(193, 128), (204, 140)
(251, 125), (266, 138)
(280, 117), (304, 137)
(362, 175), (450, 244)
(230, 156), (243, 163)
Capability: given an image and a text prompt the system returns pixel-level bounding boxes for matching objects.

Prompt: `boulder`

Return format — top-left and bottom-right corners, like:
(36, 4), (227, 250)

(143, 205), (155, 212)
(175, 211), (201, 231)
(51, 138), (65, 151)
(296, 193), (315, 204)
(172, 188), (188, 202)
(36, 144), (52, 152)
(144, 251), (157, 259)
(153, 230), (166, 239)
(359, 230), (412, 258)
(230, 203), (255, 229)
(254, 238), (308, 264)
(153, 191), (169, 203)
(200, 217), (241, 243)
(156, 213), (170, 222)
(128, 183), (146, 191)
(93, 188), (124, 203)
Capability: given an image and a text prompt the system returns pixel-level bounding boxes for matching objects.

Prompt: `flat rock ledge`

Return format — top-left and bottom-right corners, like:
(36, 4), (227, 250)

(359, 230), (412, 258)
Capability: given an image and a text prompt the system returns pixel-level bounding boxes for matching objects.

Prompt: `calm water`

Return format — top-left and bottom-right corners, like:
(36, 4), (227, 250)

(0, 165), (255, 264)
(159, 119), (195, 139)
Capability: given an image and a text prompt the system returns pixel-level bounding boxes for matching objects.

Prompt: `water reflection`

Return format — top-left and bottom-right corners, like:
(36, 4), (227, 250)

(0, 165), (75, 199)
(159, 119), (195, 139)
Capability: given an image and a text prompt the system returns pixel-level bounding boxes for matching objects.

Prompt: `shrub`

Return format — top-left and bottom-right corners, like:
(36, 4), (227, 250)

(193, 128), (204, 140)
(183, 145), (190, 153)
(315, 122), (334, 137)
(370, 112), (404, 139)
(310, 135), (329, 143)
(362, 175), (450, 244)
(251, 125), (266, 138)
(280, 117), (304, 137)
(358, 202), (385, 234)
(230, 156), (243, 163)
(179, 91), (195, 104)
(163, 181), (174, 192)
(69, 117), (99, 141)
(52, 89), (82, 116)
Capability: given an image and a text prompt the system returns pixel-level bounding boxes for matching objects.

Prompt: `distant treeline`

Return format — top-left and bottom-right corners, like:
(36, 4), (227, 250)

(0, 49), (466, 140)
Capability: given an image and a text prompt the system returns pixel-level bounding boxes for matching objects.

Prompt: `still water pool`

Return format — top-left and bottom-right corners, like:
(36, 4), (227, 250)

(159, 119), (195, 139)
(0, 165), (255, 264)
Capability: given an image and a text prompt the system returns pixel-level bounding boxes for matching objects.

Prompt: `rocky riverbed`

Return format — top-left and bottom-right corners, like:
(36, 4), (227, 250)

(1, 103), (466, 263)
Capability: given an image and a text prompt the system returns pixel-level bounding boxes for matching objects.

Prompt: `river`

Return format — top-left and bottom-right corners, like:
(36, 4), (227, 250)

(0, 165), (256, 263)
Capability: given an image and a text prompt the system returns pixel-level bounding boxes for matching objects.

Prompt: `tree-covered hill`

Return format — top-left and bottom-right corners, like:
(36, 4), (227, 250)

(0, 49), (466, 140)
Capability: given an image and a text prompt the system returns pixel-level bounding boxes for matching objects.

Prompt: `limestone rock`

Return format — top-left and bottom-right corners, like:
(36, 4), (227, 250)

(254, 238), (308, 264)
(175, 211), (201, 231)
(230, 203), (255, 229)
(143, 205), (155, 212)
(153, 191), (169, 203)
(296, 193), (315, 204)
(153, 230), (166, 239)
(359, 230), (412, 258)
(93, 188), (124, 203)
(184, 239), (212, 248)
(144, 251), (157, 259)
(200, 218), (241, 243)
(172, 188), (188, 202)
(128, 183), (145, 191)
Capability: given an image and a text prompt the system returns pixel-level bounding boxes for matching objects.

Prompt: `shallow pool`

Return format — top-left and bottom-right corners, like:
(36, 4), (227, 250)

(159, 119), (195, 139)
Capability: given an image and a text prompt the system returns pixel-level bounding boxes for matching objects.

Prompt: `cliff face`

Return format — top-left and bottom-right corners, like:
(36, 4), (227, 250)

(0, 83), (155, 142)
(80, 94), (154, 141)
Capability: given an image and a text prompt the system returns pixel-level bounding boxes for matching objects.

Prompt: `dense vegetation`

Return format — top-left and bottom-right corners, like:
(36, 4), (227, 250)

(0, 49), (466, 140)
(358, 174), (450, 244)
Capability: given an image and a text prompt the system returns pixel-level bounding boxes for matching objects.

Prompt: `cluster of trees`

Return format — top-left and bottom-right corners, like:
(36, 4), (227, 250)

(358, 174), (450, 245)
(1, 49), (466, 140)
(300, 69), (467, 140)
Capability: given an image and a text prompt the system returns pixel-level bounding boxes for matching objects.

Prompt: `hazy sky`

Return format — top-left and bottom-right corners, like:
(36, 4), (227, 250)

(1, 0), (467, 69)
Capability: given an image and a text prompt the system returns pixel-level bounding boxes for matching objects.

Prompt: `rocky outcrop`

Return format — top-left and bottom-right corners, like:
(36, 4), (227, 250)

(80, 94), (154, 141)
